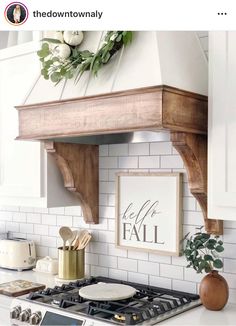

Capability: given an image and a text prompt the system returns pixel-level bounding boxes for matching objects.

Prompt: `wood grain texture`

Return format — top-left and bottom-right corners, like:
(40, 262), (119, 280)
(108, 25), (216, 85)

(45, 141), (99, 224)
(171, 132), (223, 235)
(199, 271), (229, 310)
(16, 85), (207, 141)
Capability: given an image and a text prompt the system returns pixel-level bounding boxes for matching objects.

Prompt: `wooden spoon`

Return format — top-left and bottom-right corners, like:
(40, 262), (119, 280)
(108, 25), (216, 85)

(76, 230), (92, 250)
(68, 230), (77, 251)
(77, 231), (92, 250)
(73, 230), (89, 250)
(59, 226), (73, 250)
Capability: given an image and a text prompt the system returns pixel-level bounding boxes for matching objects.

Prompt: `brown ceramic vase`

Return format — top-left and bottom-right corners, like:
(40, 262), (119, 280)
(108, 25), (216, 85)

(199, 270), (229, 310)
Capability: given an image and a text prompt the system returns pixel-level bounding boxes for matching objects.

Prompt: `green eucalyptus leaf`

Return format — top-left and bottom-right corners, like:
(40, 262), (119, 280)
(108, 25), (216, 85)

(50, 72), (61, 83)
(206, 243), (215, 250)
(215, 245), (224, 253)
(213, 259), (223, 269)
(204, 254), (213, 261)
(41, 38), (62, 44)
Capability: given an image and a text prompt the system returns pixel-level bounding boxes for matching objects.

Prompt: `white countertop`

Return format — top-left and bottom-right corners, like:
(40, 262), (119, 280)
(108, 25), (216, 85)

(0, 268), (235, 325)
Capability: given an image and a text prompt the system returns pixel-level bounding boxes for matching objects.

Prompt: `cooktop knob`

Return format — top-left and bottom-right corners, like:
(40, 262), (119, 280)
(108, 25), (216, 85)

(10, 306), (21, 319)
(29, 311), (42, 325)
(19, 308), (31, 322)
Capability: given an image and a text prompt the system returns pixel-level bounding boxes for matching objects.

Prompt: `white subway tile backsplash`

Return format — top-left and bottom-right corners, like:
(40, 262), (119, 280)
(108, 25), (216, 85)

(99, 206), (115, 219)
(64, 206), (82, 216)
(139, 156), (159, 168)
(109, 144), (128, 156)
(119, 156), (138, 168)
(12, 212), (26, 222)
(49, 207), (65, 215)
(184, 267), (203, 282)
(129, 143), (149, 156)
(109, 268), (128, 281)
(1, 136), (236, 297)
(161, 155), (183, 168)
(128, 272), (149, 284)
(99, 145), (108, 157)
(41, 236), (57, 247)
(118, 257), (137, 272)
(160, 264), (183, 280)
(150, 142), (172, 155)
(224, 243), (236, 259)
(91, 265), (109, 277)
(128, 251), (148, 261)
(172, 280), (197, 293)
(42, 214), (57, 225)
(34, 224), (49, 236)
(89, 242), (108, 255)
(108, 219), (115, 231)
(57, 215), (73, 227)
(99, 169), (109, 181)
(99, 182), (115, 194)
(149, 253), (171, 264)
(149, 275), (172, 289)
(20, 223), (33, 234)
(99, 194), (108, 206)
(184, 211), (203, 226)
(229, 289), (236, 304)
(48, 248), (58, 259)
(223, 229), (236, 244)
(37, 246), (49, 257)
(138, 260), (159, 275)
(99, 255), (117, 268)
(108, 244), (127, 257)
(86, 253), (99, 265)
(224, 259), (236, 274)
(108, 194), (115, 206)
(26, 213), (41, 224)
(5, 222), (19, 232)
(100, 157), (118, 169)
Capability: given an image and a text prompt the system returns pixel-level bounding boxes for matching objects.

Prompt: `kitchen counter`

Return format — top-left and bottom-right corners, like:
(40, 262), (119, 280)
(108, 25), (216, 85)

(0, 268), (56, 326)
(0, 268), (235, 325)
(160, 303), (236, 325)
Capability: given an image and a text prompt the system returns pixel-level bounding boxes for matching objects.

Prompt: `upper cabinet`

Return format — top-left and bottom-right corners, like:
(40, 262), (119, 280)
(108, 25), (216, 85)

(0, 34), (78, 208)
(208, 31), (236, 221)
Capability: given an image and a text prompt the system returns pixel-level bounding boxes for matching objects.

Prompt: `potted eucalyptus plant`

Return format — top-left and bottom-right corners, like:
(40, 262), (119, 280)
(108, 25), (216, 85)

(184, 227), (228, 310)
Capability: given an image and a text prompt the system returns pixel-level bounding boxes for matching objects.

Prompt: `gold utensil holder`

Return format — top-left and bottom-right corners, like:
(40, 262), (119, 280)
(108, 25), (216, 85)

(58, 247), (84, 280)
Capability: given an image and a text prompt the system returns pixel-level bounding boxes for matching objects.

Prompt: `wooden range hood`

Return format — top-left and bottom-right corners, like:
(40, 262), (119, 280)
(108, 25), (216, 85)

(16, 85), (223, 235)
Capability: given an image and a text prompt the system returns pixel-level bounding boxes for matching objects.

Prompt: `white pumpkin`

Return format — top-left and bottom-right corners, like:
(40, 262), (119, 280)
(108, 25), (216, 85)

(63, 31), (84, 46)
(53, 44), (71, 60)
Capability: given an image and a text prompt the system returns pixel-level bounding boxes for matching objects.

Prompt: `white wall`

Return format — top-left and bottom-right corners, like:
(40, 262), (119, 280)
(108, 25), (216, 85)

(0, 134), (235, 303)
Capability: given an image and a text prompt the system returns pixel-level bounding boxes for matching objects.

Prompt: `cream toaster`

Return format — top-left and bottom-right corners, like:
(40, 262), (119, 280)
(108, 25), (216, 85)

(0, 238), (36, 271)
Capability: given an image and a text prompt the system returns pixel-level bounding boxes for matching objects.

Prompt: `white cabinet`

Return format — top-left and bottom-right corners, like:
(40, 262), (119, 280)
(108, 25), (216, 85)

(0, 41), (78, 207)
(208, 31), (236, 220)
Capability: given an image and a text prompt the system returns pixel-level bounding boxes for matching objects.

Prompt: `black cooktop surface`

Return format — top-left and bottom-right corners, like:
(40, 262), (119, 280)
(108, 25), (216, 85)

(27, 276), (201, 325)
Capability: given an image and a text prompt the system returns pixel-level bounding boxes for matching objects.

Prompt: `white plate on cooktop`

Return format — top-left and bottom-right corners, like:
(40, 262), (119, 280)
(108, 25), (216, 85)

(79, 283), (136, 301)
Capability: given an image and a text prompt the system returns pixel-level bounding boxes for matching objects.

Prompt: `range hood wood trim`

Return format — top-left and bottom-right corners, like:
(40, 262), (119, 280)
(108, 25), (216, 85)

(171, 132), (223, 235)
(45, 141), (99, 224)
(16, 85), (222, 232)
(16, 86), (207, 141)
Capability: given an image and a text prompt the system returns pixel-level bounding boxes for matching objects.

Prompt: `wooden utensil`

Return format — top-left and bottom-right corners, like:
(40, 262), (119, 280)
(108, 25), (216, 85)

(77, 231), (92, 250)
(72, 230), (86, 250)
(68, 230), (77, 251)
(59, 226), (73, 250)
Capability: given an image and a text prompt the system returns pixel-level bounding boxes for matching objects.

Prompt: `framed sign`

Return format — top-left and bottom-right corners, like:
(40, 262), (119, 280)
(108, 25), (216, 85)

(116, 172), (182, 256)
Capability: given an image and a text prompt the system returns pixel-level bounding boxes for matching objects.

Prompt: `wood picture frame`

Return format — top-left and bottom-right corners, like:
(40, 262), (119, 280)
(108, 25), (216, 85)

(116, 172), (182, 256)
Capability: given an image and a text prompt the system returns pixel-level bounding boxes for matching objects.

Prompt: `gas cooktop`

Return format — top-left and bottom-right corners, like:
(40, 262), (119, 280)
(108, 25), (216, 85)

(10, 276), (201, 325)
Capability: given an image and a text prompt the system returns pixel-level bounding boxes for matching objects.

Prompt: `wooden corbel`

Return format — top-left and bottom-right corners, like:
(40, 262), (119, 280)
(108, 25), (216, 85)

(45, 141), (99, 224)
(171, 132), (223, 235)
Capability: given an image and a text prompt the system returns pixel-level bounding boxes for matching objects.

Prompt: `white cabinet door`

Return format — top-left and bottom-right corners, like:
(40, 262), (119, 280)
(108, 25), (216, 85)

(208, 31), (236, 220)
(0, 42), (78, 208)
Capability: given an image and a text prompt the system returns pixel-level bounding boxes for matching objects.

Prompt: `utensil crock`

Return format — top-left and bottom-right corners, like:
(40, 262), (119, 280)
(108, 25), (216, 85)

(58, 247), (84, 280)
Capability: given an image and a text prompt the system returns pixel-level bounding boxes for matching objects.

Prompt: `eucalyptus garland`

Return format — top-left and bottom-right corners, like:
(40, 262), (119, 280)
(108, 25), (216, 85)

(37, 31), (133, 84)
